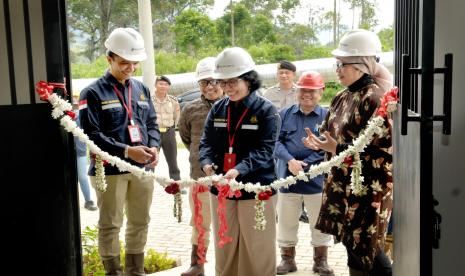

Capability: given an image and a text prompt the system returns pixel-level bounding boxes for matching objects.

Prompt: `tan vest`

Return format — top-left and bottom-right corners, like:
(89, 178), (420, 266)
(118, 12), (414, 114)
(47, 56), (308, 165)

(152, 94), (180, 129)
(262, 84), (298, 110)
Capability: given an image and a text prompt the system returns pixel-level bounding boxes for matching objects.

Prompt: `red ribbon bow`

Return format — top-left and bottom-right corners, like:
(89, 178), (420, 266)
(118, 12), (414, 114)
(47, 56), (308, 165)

(35, 80), (68, 101)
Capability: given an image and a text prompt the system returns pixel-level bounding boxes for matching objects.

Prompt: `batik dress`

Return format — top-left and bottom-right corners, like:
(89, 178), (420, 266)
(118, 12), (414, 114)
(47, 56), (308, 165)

(315, 74), (393, 269)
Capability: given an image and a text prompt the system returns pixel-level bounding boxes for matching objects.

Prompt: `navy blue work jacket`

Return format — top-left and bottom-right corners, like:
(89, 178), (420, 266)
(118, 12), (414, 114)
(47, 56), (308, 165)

(274, 104), (327, 194)
(79, 71), (160, 175)
(199, 90), (280, 200)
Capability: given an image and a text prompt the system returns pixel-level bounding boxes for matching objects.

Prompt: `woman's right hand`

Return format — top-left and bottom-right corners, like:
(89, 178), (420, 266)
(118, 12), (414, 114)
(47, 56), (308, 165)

(302, 128), (337, 154)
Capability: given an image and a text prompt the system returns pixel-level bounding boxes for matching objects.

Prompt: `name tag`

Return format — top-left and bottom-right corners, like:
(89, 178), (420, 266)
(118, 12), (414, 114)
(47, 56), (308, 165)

(242, 124), (258, 130)
(214, 122), (227, 128)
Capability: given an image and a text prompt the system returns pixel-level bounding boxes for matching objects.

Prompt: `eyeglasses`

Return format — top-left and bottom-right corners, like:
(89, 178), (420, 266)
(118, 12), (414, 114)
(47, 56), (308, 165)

(218, 78), (243, 88)
(335, 62), (363, 69)
(198, 79), (219, 87)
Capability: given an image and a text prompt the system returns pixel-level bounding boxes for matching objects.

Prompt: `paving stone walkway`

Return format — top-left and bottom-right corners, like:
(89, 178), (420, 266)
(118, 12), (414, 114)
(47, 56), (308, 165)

(79, 142), (349, 276)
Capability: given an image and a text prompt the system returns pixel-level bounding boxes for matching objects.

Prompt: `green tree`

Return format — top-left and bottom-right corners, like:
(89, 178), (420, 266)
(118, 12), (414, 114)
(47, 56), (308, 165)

(378, 27), (394, 52)
(238, 0), (300, 24)
(277, 23), (318, 57)
(172, 9), (216, 55)
(215, 4), (276, 48)
(343, 0), (378, 30)
(67, 0), (139, 62)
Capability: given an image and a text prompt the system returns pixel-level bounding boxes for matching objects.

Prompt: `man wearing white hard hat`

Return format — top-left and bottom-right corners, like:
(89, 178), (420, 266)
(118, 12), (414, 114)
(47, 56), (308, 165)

(199, 47), (280, 276)
(79, 27), (160, 276)
(178, 57), (224, 276)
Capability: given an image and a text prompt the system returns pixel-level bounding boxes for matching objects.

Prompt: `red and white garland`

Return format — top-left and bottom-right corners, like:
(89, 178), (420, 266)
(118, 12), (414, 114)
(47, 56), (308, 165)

(36, 81), (398, 250)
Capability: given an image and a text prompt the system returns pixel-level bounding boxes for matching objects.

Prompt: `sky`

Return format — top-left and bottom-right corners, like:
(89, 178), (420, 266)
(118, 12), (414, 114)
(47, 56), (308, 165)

(207, 0), (394, 43)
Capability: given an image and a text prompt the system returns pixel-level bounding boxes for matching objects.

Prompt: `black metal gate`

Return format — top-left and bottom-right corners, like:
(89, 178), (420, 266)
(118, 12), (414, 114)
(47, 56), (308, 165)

(0, 0), (81, 275)
(394, 0), (452, 275)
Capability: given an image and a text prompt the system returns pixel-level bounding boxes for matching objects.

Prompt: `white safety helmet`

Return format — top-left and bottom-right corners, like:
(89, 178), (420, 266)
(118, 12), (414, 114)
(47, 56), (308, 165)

(195, 57), (216, 81)
(104, 28), (147, 61)
(214, 47), (255, 79)
(331, 29), (382, 57)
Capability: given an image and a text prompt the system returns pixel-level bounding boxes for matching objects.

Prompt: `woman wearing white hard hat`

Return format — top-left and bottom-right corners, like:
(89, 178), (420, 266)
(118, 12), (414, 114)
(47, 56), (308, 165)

(303, 29), (394, 276)
(199, 47), (280, 276)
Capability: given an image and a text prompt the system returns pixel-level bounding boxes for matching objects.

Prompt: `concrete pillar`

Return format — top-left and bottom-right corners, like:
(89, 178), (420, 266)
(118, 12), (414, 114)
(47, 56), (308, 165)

(138, 0), (155, 95)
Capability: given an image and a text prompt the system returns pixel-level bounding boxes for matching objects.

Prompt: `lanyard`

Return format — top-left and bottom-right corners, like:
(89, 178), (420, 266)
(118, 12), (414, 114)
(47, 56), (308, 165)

(227, 105), (249, 153)
(113, 82), (134, 125)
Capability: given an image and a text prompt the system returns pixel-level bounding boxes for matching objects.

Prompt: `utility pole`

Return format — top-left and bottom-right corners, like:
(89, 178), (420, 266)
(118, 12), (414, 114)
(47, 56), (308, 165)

(230, 0), (235, 46)
(138, 0), (156, 95)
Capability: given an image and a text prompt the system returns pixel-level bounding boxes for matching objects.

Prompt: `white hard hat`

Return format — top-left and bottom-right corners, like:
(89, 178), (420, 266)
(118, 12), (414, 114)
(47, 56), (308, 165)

(104, 28), (147, 61)
(332, 29), (382, 57)
(195, 57), (216, 81)
(214, 47), (255, 79)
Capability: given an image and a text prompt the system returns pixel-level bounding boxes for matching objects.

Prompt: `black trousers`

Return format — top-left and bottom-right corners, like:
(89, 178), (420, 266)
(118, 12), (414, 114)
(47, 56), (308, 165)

(347, 247), (392, 276)
(160, 127), (181, 180)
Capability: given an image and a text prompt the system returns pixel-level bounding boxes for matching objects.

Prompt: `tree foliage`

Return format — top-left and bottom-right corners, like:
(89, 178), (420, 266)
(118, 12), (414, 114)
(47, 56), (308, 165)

(378, 27), (394, 52)
(68, 0), (392, 77)
(172, 9), (216, 54)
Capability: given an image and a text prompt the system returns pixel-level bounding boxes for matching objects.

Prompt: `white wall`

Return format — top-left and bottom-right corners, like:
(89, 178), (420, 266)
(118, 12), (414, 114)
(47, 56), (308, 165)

(433, 0), (465, 274)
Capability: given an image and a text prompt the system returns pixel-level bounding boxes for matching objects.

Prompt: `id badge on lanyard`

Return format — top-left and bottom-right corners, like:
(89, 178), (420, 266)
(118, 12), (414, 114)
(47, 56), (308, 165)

(128, 120), (142, 143)
(113, 83), (142, 143)
(223, 147), (236, 172)
(223, 106), (248, 172)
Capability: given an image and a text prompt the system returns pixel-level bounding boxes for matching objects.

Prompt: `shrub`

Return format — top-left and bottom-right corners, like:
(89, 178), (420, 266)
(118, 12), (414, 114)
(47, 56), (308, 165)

(81, 226), (177, 275)
(322, 81), (343, 106)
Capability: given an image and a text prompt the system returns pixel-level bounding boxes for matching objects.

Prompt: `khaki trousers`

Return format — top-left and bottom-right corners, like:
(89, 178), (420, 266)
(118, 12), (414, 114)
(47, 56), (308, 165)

(277, 192), (333, 247)
(188, 186), (212, 247)
(91, 173), (154, 259)
(210, 195), (277, 276)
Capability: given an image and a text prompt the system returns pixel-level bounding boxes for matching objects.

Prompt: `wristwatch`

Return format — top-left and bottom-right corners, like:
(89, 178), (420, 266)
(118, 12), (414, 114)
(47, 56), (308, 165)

(124, 146), (129, 159)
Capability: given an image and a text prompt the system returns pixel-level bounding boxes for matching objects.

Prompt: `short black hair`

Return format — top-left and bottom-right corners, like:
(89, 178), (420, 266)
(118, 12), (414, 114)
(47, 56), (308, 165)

(156, 75), (171, 85)
(106, 50), (115, 58)
(239, 70), (261, 92)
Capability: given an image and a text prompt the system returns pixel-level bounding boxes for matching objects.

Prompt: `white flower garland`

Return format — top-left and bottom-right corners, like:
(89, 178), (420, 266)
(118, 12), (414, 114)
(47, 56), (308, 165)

(43, 88), (396, 230)
(47, 92), (386, 193)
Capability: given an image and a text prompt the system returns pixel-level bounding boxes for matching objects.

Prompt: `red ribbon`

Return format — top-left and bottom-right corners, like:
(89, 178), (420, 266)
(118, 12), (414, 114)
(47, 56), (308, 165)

(193, 184), (209, 264)
(35, 80), (68, 101)
(215, 184), (233, 248)
(376, 87), (399, 117)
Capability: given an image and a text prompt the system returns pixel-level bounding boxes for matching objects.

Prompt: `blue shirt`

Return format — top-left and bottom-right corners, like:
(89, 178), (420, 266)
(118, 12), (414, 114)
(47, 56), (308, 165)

(74, 115), (87, 157)
(274, 104), (327, 194)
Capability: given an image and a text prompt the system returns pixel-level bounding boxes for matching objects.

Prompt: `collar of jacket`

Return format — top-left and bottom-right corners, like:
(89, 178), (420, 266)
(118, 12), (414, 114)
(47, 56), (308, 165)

(104, 70), (131, 88)
(224, 89), (258, 108)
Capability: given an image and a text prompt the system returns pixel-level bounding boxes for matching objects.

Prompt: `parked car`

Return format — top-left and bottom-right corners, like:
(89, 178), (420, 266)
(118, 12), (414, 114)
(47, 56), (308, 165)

(177, 88), (201, 110)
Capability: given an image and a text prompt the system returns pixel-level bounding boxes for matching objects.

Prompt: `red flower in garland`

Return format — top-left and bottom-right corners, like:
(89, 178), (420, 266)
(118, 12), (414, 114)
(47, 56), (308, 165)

(257, 190), (273, 201)
(66, 110), (76, 120)
(343, 156), (353, 167)
(377, 87), (399, 117)
(165, 182), (180, 194)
